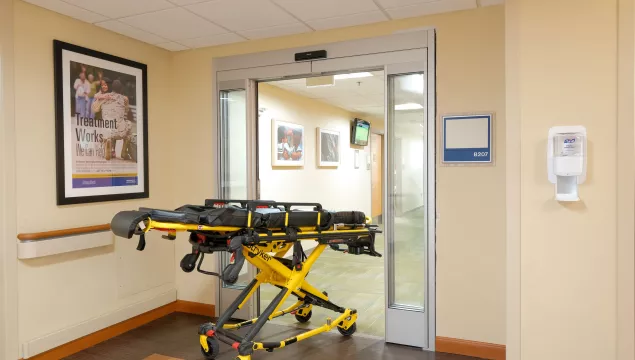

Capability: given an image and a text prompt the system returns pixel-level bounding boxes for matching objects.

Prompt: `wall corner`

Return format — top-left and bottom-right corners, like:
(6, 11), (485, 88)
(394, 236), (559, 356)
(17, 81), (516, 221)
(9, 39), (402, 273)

(504, 0), (521, 359)
(617, 0), (635, 359)
(0, 0), (19, 358)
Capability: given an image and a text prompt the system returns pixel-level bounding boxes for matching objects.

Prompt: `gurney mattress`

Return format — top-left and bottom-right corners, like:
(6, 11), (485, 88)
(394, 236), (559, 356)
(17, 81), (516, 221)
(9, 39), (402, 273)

(159, 205), (365, 228)
(115, 205), (365, 234)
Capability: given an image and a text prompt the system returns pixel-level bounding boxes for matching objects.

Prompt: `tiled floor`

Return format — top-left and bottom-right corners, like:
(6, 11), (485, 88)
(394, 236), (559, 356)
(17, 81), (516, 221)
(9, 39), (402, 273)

(64, 312), (480, 360)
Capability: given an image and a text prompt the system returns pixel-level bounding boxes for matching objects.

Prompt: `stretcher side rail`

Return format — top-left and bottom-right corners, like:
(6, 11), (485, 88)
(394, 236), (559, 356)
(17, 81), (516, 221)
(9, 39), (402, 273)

(205, 199), (324, 212)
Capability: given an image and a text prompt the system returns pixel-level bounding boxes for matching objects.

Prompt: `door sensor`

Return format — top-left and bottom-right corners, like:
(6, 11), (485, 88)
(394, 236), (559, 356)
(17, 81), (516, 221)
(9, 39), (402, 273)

(295, 50), (327, 62)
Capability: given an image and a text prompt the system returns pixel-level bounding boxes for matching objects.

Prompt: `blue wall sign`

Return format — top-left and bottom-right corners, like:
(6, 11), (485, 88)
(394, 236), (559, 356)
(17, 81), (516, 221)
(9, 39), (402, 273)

(442, 114), (493, 164)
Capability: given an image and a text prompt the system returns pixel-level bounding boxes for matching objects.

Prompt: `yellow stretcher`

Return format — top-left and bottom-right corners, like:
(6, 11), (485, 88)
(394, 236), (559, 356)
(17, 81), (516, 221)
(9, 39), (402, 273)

(110, 199), (382, 360)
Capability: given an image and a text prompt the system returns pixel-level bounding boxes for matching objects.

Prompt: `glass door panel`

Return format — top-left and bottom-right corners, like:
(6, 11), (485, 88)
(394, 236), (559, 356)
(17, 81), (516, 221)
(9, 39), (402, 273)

(385, 61), (431, 348)
(390, 73), (427, 310)
(220, 89), (247, 200)
(218, 83), (257, 320)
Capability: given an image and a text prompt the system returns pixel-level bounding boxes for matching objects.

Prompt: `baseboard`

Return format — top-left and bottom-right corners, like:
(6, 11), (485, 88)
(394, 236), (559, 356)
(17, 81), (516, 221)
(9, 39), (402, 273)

(22, 290), (177, 359)
(19, 297), (216, 360)
(174, 300), (215, 318)
(436, 336), (506, 360)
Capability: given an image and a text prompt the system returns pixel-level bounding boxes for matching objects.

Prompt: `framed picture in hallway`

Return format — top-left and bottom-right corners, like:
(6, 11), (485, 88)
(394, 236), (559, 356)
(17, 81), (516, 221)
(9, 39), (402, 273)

(53, 40), (149, 205)
(272, 119), (304, 167)
(317, 128), (340, 167)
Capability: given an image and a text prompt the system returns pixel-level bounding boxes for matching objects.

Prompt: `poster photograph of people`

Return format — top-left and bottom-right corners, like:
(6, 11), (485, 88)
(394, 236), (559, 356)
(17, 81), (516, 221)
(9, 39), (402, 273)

(54, 41), (148, 205)
(272, 120), (304, 166)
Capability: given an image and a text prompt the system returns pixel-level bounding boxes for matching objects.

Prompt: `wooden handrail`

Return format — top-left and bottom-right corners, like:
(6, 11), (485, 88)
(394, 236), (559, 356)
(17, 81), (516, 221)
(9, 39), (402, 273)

(17, 224), (111, 241)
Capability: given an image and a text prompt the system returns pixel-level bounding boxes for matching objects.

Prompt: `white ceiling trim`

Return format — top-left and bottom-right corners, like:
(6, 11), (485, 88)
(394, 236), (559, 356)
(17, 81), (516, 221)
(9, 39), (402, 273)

(23, 0), (504, 51)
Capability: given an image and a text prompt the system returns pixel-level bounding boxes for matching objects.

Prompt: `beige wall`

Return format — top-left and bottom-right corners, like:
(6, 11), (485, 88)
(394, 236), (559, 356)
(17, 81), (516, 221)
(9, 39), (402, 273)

(617, 0), (635, 360)
(617, 1), (635, 359)
(258, 84), (372, 217)
(1, 0), (18, 358)
(505, 0), (632, 359)
(172, 5), (506, 345)
(12, 1), (176, 356)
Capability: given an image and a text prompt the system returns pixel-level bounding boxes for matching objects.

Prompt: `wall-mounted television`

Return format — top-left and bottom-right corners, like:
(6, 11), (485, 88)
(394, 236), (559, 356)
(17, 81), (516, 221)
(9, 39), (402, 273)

(351, 118), (371, 146)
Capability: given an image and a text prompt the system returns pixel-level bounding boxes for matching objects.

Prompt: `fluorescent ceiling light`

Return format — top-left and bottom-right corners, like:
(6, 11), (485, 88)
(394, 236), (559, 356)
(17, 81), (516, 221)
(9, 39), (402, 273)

(306, 83), (335, 88)
(395, 103), (423, 111)
(306, 75), (334, 88)
(334, 72), (373, 80)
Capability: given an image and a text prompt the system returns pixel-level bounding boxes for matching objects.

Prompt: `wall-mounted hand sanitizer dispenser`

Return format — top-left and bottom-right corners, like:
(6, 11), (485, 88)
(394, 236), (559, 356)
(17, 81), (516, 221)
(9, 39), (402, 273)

(547, 126), (587, 201)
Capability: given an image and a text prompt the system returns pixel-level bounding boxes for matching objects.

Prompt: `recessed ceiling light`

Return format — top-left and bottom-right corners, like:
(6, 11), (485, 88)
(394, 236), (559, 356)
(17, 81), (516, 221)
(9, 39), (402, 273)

(306, 83), (335, 88)
(334, 72), (373, 80)
(306, 75), (334, 88)
(395, 103), (423, 111)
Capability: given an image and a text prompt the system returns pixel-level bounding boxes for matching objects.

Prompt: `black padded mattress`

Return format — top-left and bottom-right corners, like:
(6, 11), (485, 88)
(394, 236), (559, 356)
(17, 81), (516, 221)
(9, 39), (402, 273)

(129, 205), (366, 229)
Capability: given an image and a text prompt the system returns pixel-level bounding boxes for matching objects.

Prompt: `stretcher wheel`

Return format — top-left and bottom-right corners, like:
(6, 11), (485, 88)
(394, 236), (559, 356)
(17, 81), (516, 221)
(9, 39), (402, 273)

(295, 310), (312, 323)
(337, 322), (357, 336)
(200, 336), (220, 359)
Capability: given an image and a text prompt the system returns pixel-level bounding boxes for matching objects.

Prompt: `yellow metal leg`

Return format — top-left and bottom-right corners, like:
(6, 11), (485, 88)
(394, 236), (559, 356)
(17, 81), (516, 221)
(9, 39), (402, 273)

(251, 308), (358, 352)
(205, 241), (365, 358)
(199, 335), (209, 352)
(222, 300), (305, 330)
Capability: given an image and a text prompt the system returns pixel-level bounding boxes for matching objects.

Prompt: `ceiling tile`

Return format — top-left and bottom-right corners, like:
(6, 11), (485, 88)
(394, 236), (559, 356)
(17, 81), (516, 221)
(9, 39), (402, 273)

(187, 0), (297, 31)
(480, 0), (503, 5)
(375, 0), (438, 9)
(167, 0), (207, 4)
(238, 22), (311, 40)
(319, 100), (356, 112)
(387, 0), (476, 18)
(179, 33), (245, 48)
(155, 42), (190, 51)
(307, 10), (387, 31)
(64, 0), (175, 19)
(360, 92), (385, 104)
(272, 0), (379, 22)
(23, 0), (107, 23)
(355, 106), (385, 115)
(96, 20), (167, 44)
(121, 8), (227, 41)
(323, 94), (377, 108)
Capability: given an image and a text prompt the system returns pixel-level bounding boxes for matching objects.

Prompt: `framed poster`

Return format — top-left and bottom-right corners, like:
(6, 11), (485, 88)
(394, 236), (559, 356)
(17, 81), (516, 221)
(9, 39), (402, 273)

(54, 40), (149, 205)
(272, 119), (304, 167)
(317, 128), (340, 167)
(441, 113), (493, 165)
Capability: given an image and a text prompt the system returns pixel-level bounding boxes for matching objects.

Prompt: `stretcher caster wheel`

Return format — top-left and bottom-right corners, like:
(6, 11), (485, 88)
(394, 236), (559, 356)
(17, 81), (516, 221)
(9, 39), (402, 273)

(200, 336), (220, 360)
(295, 310), (312, 323)
(337, 322), (357, 336)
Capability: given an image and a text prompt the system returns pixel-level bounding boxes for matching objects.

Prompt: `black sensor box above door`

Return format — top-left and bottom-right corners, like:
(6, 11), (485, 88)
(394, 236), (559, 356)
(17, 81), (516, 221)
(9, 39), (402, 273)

(295, 50), (327, 61)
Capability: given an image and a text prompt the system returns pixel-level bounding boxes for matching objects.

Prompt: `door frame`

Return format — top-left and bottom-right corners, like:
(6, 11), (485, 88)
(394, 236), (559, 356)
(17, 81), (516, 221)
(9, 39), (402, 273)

(370, 132), (384, 225)
(211, 29), (437, 351)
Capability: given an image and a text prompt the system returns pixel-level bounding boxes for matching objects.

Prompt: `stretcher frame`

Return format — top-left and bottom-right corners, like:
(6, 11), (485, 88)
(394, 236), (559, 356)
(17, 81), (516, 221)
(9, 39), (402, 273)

(113, 199), (381, 360)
